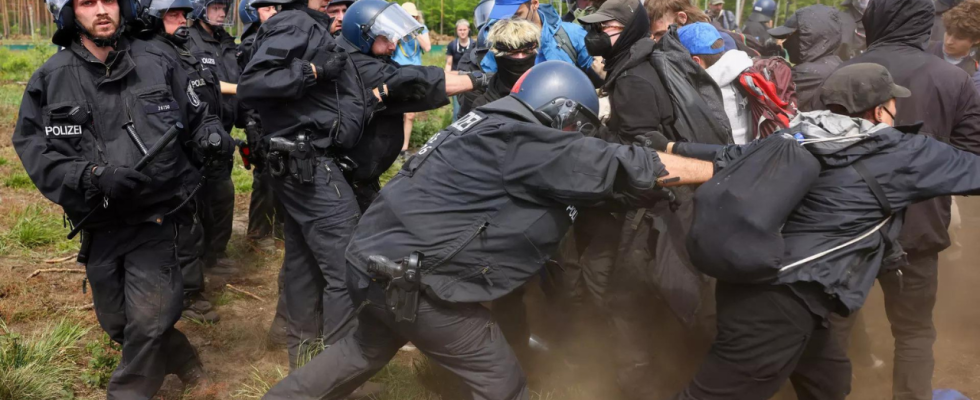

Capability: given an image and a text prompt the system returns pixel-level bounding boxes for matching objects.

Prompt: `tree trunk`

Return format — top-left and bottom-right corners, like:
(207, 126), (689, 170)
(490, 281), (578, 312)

(1, 0), (10, 38)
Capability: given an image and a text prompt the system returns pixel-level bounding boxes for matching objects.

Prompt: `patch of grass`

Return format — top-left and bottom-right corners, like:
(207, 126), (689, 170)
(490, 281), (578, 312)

(80, 333), (121, 390)
(371, 360), (439, 400)
(409, 105), (453, 149)
(3, 171), (35, 189)
(380, 160), (404, 187)
(0, 318), (90, 400)
(0, 156), (9, 166)
(213, 291), (234, 307)
(231, 365), (287, 399)
(4, 204), (64, 250)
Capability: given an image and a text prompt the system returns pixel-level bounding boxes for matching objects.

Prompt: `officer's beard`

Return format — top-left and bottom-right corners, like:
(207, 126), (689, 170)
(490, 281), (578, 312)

(78, 15), (122, 48)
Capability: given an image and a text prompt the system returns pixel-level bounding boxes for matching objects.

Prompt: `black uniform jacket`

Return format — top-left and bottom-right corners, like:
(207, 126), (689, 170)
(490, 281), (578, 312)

(12, 37), (227, 229)
(238, 7), (373, 150)
(346, 96), (668, 304)
(340, 38), (449, 182)
(188, 22), (241, 131)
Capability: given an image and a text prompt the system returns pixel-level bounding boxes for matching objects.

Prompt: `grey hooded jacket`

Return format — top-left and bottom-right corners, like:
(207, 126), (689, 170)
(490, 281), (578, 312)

(774, 112), (980, 314)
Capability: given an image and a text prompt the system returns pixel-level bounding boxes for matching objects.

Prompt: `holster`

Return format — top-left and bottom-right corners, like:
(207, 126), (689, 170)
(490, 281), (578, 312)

(288, 133), (316, 185)
(76, 230), (93, 264)
(367, 252), (424, 323)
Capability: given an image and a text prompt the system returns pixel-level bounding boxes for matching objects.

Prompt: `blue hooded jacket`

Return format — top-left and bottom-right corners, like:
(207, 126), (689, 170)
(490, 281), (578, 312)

(480, 4), (592, 73)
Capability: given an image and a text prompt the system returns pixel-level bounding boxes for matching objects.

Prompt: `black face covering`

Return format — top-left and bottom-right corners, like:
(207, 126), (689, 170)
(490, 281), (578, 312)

(782, 33), (802, 64)
(165, 25), (191, 45)
(496, 53), (537, 88)
(584, 28), (615, 58)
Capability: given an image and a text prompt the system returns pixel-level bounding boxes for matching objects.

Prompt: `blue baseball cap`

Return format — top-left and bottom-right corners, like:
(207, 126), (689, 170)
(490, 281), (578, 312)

(678, 22), (725, 56)
(488, 0), (530, 20)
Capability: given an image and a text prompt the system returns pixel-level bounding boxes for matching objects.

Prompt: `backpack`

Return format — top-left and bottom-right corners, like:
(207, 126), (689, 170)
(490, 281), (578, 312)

(737, 57), (798, 140)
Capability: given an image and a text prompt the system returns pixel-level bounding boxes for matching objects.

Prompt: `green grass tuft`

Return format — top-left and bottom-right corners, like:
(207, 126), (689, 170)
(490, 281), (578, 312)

(4, 204), (63, 250)
(231, 365), (287, 399)
(0, 318), (90, 400)
(80, 333), (121, 389)
(3, 171), (35, 189)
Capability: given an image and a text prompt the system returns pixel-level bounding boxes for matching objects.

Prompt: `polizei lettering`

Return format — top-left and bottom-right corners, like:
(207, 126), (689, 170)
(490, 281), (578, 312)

(44, 125), (83, 137)
(201, 57), (217, 65)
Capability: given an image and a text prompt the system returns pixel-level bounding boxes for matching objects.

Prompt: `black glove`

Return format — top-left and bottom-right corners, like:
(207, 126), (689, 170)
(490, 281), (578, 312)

(635, 131), (670, 151)
(466, 71), (493, 92)
(311, 43), (349, 82)
(90, 165), (151, 199)
(200, 129), (236, 161)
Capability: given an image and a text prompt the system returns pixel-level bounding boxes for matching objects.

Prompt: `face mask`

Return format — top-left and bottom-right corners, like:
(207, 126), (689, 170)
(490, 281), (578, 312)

(584, 29), (615, 57)
(168, 26), (191, 44)
(497, 53), (537, 86)
(782, 33), (802, 64)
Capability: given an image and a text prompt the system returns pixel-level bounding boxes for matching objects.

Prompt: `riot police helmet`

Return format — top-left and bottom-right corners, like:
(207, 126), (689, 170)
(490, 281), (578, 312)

(474, 0), (495, 30)
(747, 0), (776, 22)
(342, 0), (424, 53)
(190, 0), (235, 27)
(48, 0), (142, 46)
(510, 61), (600, 135)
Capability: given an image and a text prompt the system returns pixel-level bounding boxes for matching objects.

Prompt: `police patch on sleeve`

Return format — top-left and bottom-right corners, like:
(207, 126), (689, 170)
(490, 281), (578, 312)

(45, 125), (83, 138)
(187, 85), (202, 108)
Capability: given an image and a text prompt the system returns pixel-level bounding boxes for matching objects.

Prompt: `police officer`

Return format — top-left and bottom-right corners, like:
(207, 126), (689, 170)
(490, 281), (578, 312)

(13, 0), (234, 396)
(322, 0), (351, 34)
(238, 0), (370, 368)
(340, 0), (492, 211)
(262, 61), (711, 400)
(188, 0), (238, 274)
(139, 0), (223, 323)
(742, 0), (776, 43)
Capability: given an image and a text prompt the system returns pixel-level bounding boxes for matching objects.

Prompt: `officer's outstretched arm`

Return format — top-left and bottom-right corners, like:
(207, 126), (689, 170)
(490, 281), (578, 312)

(239, 25), (320, 107)
(11, 77), (92, 209)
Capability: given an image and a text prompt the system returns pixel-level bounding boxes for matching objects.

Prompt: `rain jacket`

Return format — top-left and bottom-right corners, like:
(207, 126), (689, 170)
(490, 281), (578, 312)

(974, 71), (980, 93)
(480, 4), (593, 74)
(837, 0), (867, 60)
(346, 96), (668, 303)
(789, 5), (843, 112)
(188, 22), (241, 132)
(705, 50), (753, 144)
(773, 111), (980, 314)
(844, 0), (980, 256)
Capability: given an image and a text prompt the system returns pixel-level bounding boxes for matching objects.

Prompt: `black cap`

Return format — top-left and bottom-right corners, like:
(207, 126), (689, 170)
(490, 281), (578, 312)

(820, 63), (911, 114)
(579, 0), (640, 25)
(768, 11), (798, 38)
(329, 0), (353, 5)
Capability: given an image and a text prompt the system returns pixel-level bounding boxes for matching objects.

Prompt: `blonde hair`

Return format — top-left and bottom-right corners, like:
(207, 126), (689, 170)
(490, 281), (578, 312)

(487, 19), (541, 54)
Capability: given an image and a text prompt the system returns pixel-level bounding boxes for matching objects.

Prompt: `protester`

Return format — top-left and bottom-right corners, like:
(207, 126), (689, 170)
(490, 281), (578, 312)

(261, 60), (713, 400)
(834, 0), (980, 399)
(458, 19), (539, 116)
(391, 2), (431, 159)
(837, 0), (868, 60)
(480, 0), (598, 86)
(768, 5), (844, 111)
(563, 0), (597, 24)
(741, 0), (775, 43)
(679, 22), (752, 144)
(446, 19), (473, 118)
(669, 61), (980, 400)
(926, 0), (979, 76)
(646, 0), (761, 57)
(705, 0), (736, 32)
(15, 0), (234, 396)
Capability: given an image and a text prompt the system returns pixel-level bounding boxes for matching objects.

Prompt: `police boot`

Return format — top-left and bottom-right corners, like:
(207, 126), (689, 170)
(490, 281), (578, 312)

(267, 310), (288, 348)
(178, 362), (214, 397)
(183, 294), (220, 323)
(207, 257), (241, 276)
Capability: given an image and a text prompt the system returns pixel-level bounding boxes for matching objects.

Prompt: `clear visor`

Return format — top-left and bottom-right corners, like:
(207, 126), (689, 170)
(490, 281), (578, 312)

(369, 3), (423, 44)
(149, 0), (192, 18)
(474, 0), (494, 28)
(47, 0), (71, 21)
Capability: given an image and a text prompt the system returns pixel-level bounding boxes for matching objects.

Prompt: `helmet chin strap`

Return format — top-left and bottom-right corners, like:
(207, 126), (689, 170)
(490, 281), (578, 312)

(164, 26), (191, 44)
(77, 20), (123, 48)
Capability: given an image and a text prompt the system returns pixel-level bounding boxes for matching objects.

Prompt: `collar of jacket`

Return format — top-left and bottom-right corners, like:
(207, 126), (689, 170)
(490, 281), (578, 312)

(536, 4), (562, 35)
(478, 95), (545, 125)
(152, 32), (198, 60)
(192, 22), (223, 44)
(603, 38), (656, 92)
(283, 3), (335, 28)
(69, 36), (136, 85)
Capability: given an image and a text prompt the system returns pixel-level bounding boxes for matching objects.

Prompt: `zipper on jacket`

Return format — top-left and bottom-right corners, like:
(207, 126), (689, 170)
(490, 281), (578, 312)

(426, 221), (489, 272)
(480, 266), (494, 287)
